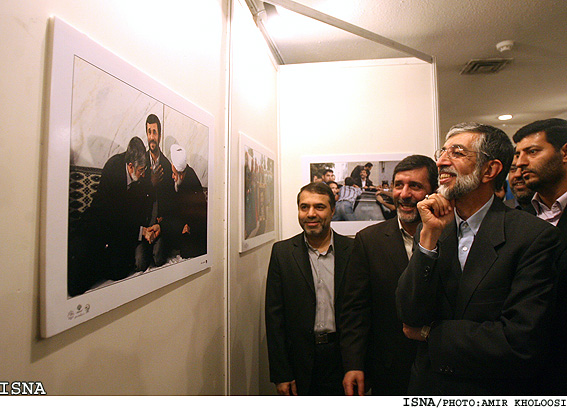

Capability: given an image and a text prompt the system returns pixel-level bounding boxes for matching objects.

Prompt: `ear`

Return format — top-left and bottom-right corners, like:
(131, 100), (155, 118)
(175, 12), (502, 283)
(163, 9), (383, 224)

(561, 143), (567, 164)
(481, 159), (503, 183)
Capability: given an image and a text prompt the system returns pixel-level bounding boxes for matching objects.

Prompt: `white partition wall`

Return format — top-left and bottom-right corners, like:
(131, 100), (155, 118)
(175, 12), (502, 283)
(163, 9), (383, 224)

(228, 0), (279, 395)
(279, 58), (439, 239)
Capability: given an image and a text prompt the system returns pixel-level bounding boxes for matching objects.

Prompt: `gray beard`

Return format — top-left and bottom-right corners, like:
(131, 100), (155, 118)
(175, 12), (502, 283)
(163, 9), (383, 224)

(438, 168), (481, 200)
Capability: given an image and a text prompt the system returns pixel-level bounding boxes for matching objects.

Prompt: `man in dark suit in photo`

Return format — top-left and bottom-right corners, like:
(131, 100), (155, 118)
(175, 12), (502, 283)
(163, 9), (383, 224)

(68, 136), (154, 296)
(396, 122), (561, 395)
(340, 154), (438, 396)
(265, 182), (353, 395)
(138, 114), (175, 269)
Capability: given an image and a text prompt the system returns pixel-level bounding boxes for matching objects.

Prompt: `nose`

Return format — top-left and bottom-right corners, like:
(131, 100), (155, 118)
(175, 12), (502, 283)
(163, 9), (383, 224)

(436, 151), (451, 168)
(515, 152), (528, 169)
(307, 206), (317, 217)
(400, 184), (411, 199)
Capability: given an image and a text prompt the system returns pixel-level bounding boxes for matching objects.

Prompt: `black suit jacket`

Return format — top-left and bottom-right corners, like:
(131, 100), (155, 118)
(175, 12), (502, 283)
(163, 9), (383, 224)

(340, 218), (417, 395)
(265, 231), (353, 394)
(396, 199), (561, 395)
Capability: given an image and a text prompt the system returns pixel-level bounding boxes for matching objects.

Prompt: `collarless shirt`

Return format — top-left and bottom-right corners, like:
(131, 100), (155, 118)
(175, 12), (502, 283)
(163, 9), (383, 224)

(305, 232), (336, 334)
(397, 217), (414, 260)
(532, 190), (567, 226)
(454, 196), (494, 270)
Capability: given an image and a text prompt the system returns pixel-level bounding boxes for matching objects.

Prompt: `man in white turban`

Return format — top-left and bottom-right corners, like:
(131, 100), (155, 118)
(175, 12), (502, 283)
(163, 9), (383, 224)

(161, 143), (208, 258)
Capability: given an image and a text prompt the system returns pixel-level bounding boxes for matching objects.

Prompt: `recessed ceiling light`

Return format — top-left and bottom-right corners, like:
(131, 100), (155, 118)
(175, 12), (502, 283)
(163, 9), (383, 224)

(498, 114), (513, 121)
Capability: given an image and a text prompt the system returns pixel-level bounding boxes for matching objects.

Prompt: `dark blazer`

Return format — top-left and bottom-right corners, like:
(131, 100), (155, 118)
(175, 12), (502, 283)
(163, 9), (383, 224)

(144, 149), (175, 219)
(340, 218), (417, 395)
(68, 152), (153, 294)
(503, 197), (536, 215)
(265, 231), (353, 394)
(396, 198), (561, 395)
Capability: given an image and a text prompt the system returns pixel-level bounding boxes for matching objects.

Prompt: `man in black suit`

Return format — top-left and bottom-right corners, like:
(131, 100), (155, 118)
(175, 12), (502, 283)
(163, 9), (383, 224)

(396, 122), (561, 395)
(265, 182), (353, 395)
(340, 154), (438, 396)
(68, 136), (154, 296)
(138, 114), (175, 269)
(513, 118), (567, 394)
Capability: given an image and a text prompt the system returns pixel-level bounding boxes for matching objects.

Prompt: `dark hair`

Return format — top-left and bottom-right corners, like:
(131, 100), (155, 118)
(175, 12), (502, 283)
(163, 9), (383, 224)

(513, 118), (567, 151)
(393, 154), (438, 192)
(446, 122), (513, 189)
(297, 182), (336, 209)
(344, 177), (355, 186)
(125, 136), (148, 168)
(146, 114), (162, 137)
(323, 169), (334, 175)
(364, 162), (373, 168)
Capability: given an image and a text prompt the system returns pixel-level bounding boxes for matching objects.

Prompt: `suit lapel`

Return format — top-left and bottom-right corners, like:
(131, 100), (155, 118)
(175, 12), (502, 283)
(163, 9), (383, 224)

(438, 220), (460, 314)
(382, 218), (409, 273)
(455, 202), (505, 317)
(292, 235), (315, 294)
(333, 232), (350, 300)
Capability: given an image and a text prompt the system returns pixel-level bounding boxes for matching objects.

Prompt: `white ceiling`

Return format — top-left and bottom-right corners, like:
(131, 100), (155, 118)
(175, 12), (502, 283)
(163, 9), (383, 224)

(251, 0), (567, 138)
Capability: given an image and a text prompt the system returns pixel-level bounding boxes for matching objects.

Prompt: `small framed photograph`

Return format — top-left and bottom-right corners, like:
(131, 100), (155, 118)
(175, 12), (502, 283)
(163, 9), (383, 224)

(239, 132), (276, 252)
(302, 153), (410, 236)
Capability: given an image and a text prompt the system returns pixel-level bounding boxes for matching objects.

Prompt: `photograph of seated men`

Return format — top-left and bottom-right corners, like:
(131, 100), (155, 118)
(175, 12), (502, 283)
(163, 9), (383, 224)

(68, 116), (207, 297)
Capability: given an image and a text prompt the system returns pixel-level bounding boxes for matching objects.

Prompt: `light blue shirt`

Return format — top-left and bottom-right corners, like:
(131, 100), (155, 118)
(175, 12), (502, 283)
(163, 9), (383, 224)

(418, 196), (494, 271)
(305, 232), (336, 334)
(454, 196), (494, 270)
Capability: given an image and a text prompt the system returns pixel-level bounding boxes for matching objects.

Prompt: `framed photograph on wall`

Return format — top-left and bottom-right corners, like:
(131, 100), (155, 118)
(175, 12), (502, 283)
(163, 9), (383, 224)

(239, 132), (276, 253)
(302, 153), (410, 236)
(41, 17), (214, 337)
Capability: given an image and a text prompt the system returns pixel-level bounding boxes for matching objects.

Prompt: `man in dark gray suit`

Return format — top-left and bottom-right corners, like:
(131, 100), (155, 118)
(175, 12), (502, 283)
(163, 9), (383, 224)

(265, 182), (353, 395)
(340, 154), (438, 395)
(397, 123), (561, 395)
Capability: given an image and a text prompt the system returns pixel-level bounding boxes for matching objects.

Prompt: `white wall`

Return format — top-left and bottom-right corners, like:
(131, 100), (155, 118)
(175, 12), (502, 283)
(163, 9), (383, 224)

(279, 58), (439, 239)
(1, 0), (228, 395)
(228, 0), (279, 395)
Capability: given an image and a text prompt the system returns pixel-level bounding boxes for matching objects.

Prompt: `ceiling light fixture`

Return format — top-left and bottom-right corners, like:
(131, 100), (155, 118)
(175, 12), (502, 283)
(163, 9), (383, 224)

(498, 114), (513, 121)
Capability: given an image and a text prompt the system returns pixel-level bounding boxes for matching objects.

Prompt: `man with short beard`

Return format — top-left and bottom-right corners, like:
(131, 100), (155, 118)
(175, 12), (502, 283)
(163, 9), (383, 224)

(396, 123), (561, 395)
(340, 155), (438, 395)
(503, 155), (535, 214)
(265, 183), (353, 395)
(513, 118), (567, 394)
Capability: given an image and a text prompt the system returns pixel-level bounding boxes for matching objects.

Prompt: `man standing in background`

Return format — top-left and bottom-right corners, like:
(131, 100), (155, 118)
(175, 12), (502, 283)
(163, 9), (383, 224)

(266, 182), (353, 395)
(341, 155), (438, 395)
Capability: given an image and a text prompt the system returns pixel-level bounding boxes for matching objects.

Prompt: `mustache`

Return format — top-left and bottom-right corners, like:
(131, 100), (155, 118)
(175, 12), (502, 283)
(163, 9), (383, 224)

(439, 166), (458, 175)
(396, 199), (418, 207)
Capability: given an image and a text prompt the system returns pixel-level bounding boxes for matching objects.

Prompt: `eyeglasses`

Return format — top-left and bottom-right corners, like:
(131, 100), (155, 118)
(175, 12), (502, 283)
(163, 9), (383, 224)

(434, 145), (490, 161)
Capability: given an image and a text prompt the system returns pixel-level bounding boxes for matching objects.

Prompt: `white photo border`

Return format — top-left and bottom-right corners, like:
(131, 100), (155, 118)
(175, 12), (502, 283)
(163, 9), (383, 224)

(41, 17), (214, 338)
(302, 153), (411, 237)
(239, 132), (276, 253)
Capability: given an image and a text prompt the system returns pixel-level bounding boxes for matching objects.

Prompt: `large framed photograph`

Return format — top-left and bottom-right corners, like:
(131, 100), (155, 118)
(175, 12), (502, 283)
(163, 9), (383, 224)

(239, 133), (276, 252)
(41, 17), (213, 337)
(302, 153), (410, 236)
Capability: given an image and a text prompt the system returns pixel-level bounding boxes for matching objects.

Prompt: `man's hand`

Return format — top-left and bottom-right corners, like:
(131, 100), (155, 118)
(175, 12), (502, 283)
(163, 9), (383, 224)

(276, 380), (297, 395)
(403, 323), (427, 341)
(343, 370), (365, 396)
(182, 224), (190, 235)
(144, 224), (161, 244)
(416, 193), (455, 250)
(151, 164), (164, 186)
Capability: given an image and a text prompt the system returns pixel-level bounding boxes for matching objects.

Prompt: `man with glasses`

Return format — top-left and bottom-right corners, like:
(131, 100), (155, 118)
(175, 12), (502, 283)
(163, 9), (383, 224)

(68, 136), (154, 296)
(396, 123), (561, 395)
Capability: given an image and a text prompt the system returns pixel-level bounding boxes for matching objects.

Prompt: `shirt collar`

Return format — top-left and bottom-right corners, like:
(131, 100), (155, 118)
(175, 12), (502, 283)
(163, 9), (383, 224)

(531, 190), (567, 214)
(455, 195), (494, 236)
(397, 217), (413, 239)
(304, 230), (334, 255)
